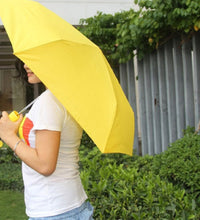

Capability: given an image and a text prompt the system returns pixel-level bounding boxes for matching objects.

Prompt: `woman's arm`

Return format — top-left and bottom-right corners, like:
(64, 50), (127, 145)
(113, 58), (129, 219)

(0, 111), (60, 176)
(15, 130), (60, 176)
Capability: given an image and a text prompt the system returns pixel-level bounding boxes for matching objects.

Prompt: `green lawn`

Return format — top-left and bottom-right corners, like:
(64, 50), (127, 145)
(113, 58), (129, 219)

(0, 191), (27, 220)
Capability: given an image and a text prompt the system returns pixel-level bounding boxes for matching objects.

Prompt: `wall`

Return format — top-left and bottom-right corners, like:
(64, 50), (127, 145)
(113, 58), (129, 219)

(119, 33), (200, 155)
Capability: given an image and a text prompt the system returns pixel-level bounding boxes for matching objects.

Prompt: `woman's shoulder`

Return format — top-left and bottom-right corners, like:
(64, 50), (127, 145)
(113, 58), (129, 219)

(34, 89), (65, 115)
(39, 89), (53, 100)
(29, 89), (67, 121)
(39, 90), (61, 106)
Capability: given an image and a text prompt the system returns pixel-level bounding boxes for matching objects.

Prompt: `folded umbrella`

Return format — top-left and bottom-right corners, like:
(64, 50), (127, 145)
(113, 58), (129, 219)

(0, 0), (134, 155)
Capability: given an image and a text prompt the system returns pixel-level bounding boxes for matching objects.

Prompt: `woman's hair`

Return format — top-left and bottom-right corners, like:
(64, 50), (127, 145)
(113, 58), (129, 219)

(15, 58), (46, 95)
(15, 58), (30, 85)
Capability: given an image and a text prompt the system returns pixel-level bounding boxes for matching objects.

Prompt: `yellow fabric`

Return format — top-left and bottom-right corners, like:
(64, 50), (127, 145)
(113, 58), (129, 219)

(18, 116), (26, 142)
(0, 0), (134, 155)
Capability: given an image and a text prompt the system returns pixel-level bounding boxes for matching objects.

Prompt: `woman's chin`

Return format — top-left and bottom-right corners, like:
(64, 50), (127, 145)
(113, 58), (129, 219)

(28, 78), (41, 84)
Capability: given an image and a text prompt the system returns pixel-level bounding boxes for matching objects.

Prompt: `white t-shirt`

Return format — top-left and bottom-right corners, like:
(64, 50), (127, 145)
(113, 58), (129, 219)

(19, 89), (87, 218)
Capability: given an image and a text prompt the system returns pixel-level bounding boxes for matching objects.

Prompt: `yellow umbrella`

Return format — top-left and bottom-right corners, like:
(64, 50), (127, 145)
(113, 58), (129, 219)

(0, 0), (134, 155)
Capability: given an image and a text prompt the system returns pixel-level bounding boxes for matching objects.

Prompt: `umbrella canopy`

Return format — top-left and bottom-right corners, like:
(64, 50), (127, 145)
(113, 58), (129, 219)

(0, 0), (134, 155)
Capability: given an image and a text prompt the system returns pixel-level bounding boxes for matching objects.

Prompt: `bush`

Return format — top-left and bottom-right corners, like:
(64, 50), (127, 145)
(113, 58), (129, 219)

(0, 163), (23, 191)
(79, 142), (200, 219)
(0, 145), (23, 191)
(0, 145), (20, 164)
(152, 127), (200, 207)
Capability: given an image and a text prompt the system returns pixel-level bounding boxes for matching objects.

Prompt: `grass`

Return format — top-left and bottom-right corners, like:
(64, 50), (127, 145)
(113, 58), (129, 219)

(0, 190), (27, 220)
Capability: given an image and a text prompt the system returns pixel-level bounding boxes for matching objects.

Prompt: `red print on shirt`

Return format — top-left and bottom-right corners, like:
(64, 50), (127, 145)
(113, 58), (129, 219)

(22, 117), (34, 146)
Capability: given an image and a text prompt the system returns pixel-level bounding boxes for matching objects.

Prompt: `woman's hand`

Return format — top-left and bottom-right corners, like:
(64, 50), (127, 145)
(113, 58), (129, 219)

(0, 111), (60, 176)
(0, 111), (23, 145)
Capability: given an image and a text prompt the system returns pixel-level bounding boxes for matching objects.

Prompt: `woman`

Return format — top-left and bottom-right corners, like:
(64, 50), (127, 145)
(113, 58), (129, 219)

(0, 60), (93, 220)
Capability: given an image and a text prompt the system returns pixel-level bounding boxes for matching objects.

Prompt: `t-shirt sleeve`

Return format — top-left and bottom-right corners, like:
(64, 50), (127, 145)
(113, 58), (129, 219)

(31, 91), (66, 132)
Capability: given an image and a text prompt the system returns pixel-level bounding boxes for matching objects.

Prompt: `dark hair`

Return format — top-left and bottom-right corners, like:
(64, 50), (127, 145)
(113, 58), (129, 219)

(15, 58), (30, 86)
(14, 58), (46, 102)
(14, 58), (45, 93)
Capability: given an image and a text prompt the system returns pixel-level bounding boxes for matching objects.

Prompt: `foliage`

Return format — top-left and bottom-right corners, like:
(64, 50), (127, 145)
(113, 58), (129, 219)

(152, 127), (200, 197)
(78, 0), (200, 62)
(80, 131), (96, 149)
(0, 144), (23, 192)
(79, 138), (200, 219)
(0, 129), (200, 219)
(0, 162), (23, 191)
(0, 145), (20, 164)
(79, 128), (200, 219)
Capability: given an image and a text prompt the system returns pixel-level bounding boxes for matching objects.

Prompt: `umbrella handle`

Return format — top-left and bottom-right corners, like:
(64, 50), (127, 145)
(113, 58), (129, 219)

(0, 111), (20, 148)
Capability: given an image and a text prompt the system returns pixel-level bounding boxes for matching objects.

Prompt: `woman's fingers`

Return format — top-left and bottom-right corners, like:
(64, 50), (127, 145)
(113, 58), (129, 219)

(1, 111), (9, 119)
